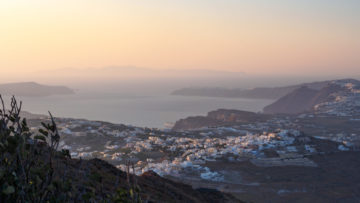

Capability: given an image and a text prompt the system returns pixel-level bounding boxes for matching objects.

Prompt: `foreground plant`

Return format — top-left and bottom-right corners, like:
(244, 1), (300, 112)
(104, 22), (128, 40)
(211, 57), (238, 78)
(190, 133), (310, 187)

(0, 96), (64, 202)
(0, 96), (143, 202)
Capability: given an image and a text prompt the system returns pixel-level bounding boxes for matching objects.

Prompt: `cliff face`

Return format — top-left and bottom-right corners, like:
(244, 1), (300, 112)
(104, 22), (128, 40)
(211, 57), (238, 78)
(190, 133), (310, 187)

(172, 109), (272, 131)
(172, 116), (220, 131)
(207, 109), (263, 122)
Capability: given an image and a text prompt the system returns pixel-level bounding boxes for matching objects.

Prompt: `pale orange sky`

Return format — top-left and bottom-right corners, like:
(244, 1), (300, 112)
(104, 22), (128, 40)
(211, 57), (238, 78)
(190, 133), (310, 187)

(0, 0), (359, 77)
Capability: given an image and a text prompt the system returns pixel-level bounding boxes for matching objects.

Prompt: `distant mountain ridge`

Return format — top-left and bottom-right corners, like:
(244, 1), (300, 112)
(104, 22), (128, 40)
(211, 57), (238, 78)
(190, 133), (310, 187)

(171, 79), (353, 99)
(0, 82), (74, 97)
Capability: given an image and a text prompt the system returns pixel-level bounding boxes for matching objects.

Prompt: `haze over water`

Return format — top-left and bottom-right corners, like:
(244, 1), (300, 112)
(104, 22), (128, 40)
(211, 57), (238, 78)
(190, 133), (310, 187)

(8, 92), (272, 128)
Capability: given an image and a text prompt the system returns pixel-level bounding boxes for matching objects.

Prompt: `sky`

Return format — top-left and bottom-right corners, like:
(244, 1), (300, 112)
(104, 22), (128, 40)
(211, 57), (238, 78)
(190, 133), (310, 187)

(0, 0), (359, 80)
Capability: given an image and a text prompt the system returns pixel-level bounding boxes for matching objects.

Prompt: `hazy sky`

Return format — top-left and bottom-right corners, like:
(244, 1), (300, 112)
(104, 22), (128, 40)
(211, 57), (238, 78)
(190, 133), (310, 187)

(0, 0), (359, 77)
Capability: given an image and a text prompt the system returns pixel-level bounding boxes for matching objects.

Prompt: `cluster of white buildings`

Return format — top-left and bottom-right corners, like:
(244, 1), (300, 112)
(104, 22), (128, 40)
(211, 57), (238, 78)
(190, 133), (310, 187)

(314, 82), (360, 117)
(115, 129), (308, 181)
(30, 113), (358, 183)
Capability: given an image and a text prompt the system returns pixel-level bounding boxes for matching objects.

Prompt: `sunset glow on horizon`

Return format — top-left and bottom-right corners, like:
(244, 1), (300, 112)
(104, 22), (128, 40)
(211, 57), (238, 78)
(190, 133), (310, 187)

(0, 0), (359, 77)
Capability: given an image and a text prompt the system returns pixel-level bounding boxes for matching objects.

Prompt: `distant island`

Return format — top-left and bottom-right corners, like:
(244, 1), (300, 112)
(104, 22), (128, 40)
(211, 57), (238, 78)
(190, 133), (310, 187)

(171, 79), (350, 100)
(0, 82), (74, 97)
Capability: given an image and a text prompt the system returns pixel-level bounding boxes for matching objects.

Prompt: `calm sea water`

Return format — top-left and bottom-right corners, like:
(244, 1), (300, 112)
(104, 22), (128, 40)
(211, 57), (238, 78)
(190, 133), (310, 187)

(5, 93), (274, 128)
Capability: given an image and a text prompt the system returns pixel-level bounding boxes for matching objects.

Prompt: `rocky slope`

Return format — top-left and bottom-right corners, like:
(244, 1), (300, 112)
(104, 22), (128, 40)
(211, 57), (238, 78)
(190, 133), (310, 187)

(50, 157), (240, 202)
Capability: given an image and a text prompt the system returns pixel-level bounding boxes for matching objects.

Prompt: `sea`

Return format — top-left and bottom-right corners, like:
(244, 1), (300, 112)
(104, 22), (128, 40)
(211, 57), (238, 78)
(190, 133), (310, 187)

(4, 92), (274, 129)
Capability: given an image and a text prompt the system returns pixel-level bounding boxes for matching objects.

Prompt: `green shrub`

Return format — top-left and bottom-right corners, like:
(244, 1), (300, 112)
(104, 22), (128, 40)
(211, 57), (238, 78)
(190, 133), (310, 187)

(0, 96), (62, 202)
(0, 96), (142, 202)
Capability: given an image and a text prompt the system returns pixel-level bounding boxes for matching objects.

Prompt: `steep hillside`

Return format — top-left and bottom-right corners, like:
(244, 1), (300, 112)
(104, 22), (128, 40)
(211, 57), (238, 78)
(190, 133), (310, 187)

(263, 86), (320, 114)
(51, 157), (240, 202)
(263, 81), (358, 115)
